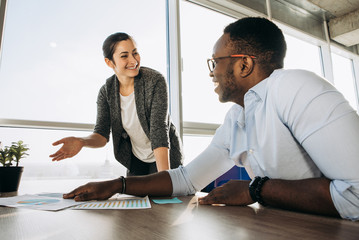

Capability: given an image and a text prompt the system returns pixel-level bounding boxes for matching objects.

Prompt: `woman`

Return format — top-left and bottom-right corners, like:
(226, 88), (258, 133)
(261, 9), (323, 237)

(50, 33), (183, 176)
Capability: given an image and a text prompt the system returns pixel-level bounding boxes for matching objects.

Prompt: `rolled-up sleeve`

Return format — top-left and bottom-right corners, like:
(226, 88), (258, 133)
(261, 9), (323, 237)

(330, 179), (359, 220)
(168, 143), (234, 196)
(168, 166), (196, 196)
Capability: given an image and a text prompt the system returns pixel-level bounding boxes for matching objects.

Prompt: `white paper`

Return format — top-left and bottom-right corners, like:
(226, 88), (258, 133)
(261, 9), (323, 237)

(0, 193), (87, 211)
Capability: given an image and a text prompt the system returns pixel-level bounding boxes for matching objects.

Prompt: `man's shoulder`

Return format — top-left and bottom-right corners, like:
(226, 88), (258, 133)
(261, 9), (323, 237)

(269, 69), (324, 84)
(268, 69), (334, 95)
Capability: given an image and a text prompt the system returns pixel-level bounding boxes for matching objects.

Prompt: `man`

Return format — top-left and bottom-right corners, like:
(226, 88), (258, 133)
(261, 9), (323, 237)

(63, 17), (359, 220)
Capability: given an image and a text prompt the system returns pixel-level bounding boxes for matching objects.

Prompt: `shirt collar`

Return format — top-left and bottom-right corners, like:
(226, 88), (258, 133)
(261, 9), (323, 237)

(246, 69), (281, 101)
(247, 77), (268, 101)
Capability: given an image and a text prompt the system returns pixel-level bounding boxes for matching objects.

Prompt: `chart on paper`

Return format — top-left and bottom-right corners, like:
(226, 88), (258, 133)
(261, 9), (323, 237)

(72, 196), (151, 210)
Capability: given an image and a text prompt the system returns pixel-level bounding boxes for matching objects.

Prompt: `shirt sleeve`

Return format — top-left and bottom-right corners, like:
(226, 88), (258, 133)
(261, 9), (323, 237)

(168, 110), (236, 195)
(275, 70), (359, 220)
(302, 111), (359, 220)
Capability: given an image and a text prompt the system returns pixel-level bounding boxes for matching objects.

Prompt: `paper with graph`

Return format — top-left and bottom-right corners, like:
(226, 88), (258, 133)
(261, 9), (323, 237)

(0, 193), (151, 210)
(72, 195), (151, 210)
(0, 193), (86, 211)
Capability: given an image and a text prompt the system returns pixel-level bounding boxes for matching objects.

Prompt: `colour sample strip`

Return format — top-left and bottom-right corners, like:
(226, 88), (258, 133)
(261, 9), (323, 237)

(72, 196), (151, 210)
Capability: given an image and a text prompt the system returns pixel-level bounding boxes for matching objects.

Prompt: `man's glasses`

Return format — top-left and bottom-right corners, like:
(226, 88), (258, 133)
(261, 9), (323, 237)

(207, 54), (256, 73)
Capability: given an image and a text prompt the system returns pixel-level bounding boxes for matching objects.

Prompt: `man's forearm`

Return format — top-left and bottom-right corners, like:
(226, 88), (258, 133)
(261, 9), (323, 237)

(64, 171), (174, 201)
(125, 171), (173, 197)
(261, 177), (340, 217)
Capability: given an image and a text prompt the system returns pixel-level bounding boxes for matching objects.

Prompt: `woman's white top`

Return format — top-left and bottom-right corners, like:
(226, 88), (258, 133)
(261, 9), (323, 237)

(120, 92), (155, 163)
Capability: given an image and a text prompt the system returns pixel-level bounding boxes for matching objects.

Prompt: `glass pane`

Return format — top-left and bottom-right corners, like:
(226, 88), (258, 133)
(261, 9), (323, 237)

(180, 1), (235, 124)
(0, 128), (213, 180)
(331, 53), (358, 110)
(182, 135), (213, 166)
(0, 0), (167, 123)
(0, 127), (126, 180)
(284, 34), (322, 76)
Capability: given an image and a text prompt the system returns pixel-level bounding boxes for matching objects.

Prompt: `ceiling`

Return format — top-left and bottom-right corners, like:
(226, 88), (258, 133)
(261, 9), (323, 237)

(226, 0), (359, 51)
(287, 0), (359, 47)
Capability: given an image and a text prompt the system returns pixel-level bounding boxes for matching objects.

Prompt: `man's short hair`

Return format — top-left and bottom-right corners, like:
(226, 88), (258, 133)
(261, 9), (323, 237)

(224, 17), (287, 74)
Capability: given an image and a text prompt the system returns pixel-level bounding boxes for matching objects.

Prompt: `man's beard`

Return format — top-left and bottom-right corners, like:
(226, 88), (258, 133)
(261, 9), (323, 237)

(219, 64), (236, 103)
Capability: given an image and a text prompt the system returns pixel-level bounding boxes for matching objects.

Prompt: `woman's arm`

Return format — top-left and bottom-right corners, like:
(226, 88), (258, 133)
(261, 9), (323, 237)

(153, 147), (170, 171)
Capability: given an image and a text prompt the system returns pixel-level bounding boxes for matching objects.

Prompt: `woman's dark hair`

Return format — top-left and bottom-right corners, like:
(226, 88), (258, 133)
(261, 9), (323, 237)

(224, 17), (287, 75)
(102, 32), (134, 61)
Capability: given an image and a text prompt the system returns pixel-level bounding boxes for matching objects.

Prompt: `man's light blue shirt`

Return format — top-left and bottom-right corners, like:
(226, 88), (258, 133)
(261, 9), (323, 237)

(169, 69), (359, 220)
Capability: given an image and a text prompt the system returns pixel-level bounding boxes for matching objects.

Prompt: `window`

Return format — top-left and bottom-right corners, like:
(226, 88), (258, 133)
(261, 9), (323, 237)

(331, 51), (358, 110)
(0, 0), (167, 123)
(0, 127), (125, 179)
(182, 135), (212, 166)
(0, 0), (167, 179)
(284, 34), (322, 76)
(180, 1), (235, 125)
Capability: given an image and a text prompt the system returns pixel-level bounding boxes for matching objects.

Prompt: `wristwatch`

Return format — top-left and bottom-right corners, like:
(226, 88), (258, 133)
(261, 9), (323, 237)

(249, 176), (269, 205)
(249, 176), (261, 202)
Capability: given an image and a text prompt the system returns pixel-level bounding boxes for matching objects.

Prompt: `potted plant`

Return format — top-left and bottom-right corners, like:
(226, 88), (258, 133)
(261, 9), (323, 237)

(0, 140), (29, 193)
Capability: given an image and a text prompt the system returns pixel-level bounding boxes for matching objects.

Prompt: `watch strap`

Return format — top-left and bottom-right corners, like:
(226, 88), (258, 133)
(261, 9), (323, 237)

(255, 176), (269, 205)
(249, 176), (261, 202)
(249, 176), (269, 205)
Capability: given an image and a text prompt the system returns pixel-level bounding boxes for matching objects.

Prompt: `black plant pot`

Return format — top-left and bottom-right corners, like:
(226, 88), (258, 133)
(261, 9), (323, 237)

(0, 166), (24, 192)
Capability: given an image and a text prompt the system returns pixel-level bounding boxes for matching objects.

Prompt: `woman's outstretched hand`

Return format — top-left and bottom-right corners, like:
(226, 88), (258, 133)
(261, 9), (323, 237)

(50, 137), (84, 161)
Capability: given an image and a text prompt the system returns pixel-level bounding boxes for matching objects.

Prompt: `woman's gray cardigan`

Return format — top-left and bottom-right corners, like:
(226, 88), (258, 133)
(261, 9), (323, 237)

(94, 67), (183, 170)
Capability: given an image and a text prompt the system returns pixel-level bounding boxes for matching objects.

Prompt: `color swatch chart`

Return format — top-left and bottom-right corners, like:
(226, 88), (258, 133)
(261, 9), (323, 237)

(73, 196), (151, 210)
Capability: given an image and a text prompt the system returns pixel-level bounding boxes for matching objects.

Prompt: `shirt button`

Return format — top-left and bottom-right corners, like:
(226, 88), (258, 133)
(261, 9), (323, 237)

(248, 149), (254, 154)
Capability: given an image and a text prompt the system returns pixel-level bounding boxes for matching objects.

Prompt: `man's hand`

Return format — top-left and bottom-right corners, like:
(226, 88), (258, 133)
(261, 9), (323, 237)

(63, 179), (121, 201)
(199, 180), (254, 206)
(50, 137), (84, 161)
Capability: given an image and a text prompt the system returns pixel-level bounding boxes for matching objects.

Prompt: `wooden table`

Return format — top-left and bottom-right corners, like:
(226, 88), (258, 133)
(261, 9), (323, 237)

(1, 179), (358, 240)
